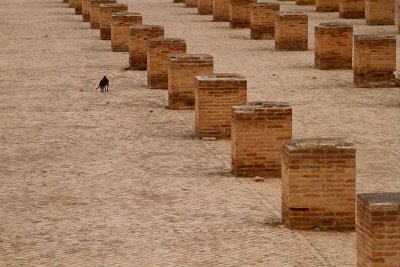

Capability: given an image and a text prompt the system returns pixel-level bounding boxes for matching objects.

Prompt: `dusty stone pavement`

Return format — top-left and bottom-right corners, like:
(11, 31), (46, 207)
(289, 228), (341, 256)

(0, 0), (399, 266)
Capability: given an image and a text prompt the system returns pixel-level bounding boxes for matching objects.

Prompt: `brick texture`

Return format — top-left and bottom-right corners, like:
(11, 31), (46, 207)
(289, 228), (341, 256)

(231, 101), (292, 178)
(229, 0), (257, 29)
(354, 35), (396, 88)
(147, 38), (187, 89)
(314, 22), (353, 70)
(90, 0), (116, 29)
(296, 0), (315, 5)
(250, 3), (280, 40)
(111, 12), (142, 52)
(173, 0), (185, 2)
(356, 193), (400, 267)
(281, 138), (356, 231)
(339, 0), (365, 19)
(129, 25), (165, 71)
(99, 3), (128, 40)
(316, 0), (339, 12)
(63, 0), (69, 3)
(168, 54), (213, 110)
(195, 74), (247, 139)
(213, 0), (230, 21)
(275, 12), (308, 51)
(186, 0), (198, 7)
(69, 0), (76, 8)
(198, 0), (213, 14)
(82, 0), (91, 22)
(74, 0), (82, 15)
(365, 0), (395, 25)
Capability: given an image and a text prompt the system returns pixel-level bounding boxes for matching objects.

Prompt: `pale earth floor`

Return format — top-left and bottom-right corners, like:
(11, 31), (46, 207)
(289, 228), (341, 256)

(0, 0), (399, 266)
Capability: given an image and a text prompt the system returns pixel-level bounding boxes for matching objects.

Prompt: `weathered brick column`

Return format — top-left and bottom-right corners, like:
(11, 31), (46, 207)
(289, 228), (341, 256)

(316, 0), (339, 12)
(90, 0), (116, 29)
(339, 0), (365, 18)
(111, 12), (142, 52)
(186, 0), (198, 7)
(100, 3), (128, 40)
(198, 0), (213, 14)
(315, 23), (353, 70)
(296, 0), (315, 5)
(168, 54), (214, 110)
(229, 0), (257, 29)
(250, 3), (280, 40)
(213, 0), (230, 21)
(281, 138), (356, 231)
(275, 12), (308, 51)
(195, 74), (247, 139)
(82, 0), (91, 22)
(129, 25), (165, 70)
(357, 193), (400, 267)
(354, 35), (396, 88)
(365, 0), (395, 25)
(231, 102), (292, 177)
(74, 0), (82, 14)
(147, 38), (187, 89)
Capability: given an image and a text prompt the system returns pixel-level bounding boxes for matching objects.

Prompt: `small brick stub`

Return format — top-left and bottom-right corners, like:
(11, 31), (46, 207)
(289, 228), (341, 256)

(339, 0), (365, 19)
(296, 0), (315, 5)
(147, 38), (187, 89)
(354, 35), (396, 88)
(316, 0), (339, 12)
(231, 101), (292, 177)
(186, 0), (198, 7)
(365, 0), (395, 25)
(90, 0), (116, 29)
(315, 22), (353, 70)
(195, 74), (247, 139)
(213, 0), (230, 21)
(129, 25), (165, 71)
(275, 12), (308, 51)
(111, 12), (143, 52)
(357, 193), (400, 267)
(82, 0), (91, 22)
(281, 138), (356, 231)
(229, 0), (257, 29)
(250, 3), (280, 40)
(198, 0), (213, 15)
(75, 0), (82, 15)
(99, 3), (128, 40)
(168, 54), (214, 110)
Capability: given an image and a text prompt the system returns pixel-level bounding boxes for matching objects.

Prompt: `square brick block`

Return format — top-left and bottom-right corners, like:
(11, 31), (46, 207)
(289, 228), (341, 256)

(82, 0), (91, 22)
(147, 38), (187, 89)
(339, 0), (365, 19)
(129, 25), (165, 71)
(316, 0), (339, 12)
(186, 0), (198, 7)
(168, 54), (214, 110)
(365, 0), (395, 25)
(315, 22), (353, 70)
(354, 35), (396, 88)
(229, 0), (257, 29)
(74, 0), (82, 15)
(198, 0), (213, 14)
(213, 0), (230, 21)
(111, 12), (142, 52)
(275, 12), (308, 51)
(250, 3), (280, 40)
(195, 74), (247, 139)
(231, 101), (292, 177)
(296, 0), (315, 5)
(90, 0), (116, 29)
(281, 138), (356, 231)
(357, 193), (400, 267)
(100, 3), (128, 40)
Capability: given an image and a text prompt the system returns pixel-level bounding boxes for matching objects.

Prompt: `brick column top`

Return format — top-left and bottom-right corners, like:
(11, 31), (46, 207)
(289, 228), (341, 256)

(169, 54), (213, 62)
(277, 11), (308, 19)
(112, 12), (142, 19)
(251, 2), (279, 8)
(100, 3), (127, 8)
(130, 25), (164, 33)
(232, 101), (291, 117)
(358, 193), (400, 211)
(196, 73), (246, 83)
(148, 38), (186, 47)
(354, 34), (396, 41)
(90, 0), (116, 4)
(283, 138), (355, 152)
(317, 22), (352, 29)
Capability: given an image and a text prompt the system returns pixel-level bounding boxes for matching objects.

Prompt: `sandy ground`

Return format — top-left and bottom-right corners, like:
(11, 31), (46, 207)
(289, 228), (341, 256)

(0, 0), (399, 266)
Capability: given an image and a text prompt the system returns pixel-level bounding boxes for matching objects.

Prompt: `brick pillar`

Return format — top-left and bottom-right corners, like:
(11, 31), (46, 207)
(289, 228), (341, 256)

(168, 54), (214, 110)
(213, 0), (230, 21)
(82, 0), (91, 22)
(296, 0), (315, 5)
(129, 25), (165, 71)
(147, 38), (187, 89)
(365, 0), (395, 25)
(316, 0), (339, 12)
(281, 138), (356, 231)
(250, 3), (280, 40)
(111, 12), (142, 52)
(229, 0), (257, 29)
(275, 12), (308, 51)
(314, 22), (353, 70)
(198, 0), (213, 14)
(231, 102), (292, 177)
(339, 0), (365, 19)
(354, 35), (396, 88)
(186, 0), (198, 7)
(357, 193), (400, 267)
(74, 0), (82, 14)
(99, 3), (128, 40)
(195, 74), (247, 139)
(90, 0), (116, 29)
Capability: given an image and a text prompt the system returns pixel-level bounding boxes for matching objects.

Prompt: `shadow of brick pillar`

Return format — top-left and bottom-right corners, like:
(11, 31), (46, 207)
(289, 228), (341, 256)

(100, 3), (128, 40)
(231, 102), (292, 178)
(365, 0), (395, 25)
(147, 38), (187, 89)
(296, 0), (315, 5)
(213, 0), (230, 21)
(315, 22), (353, 70)
(129, 25), (164, 71)
(275, 12), (308, 51)
(250, 3), (279, 40)
(186, 0), (198, 7)
(168, 54), (213, 110)
(316, 0), (339, 12)
(356, 193), (400, 267)
(354, 35), (396, 88)
(339, 0), (365, 19)
(90, 0), (116, 29)
(195, 74), (247, 140)
(75, 0), (82, 14)
(229, 0), (257, 29)
(82, 0), (91, 22)
(198, 0), (213, 14)
(111, 12), (142, 52)
(281, 138), (356, 231)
